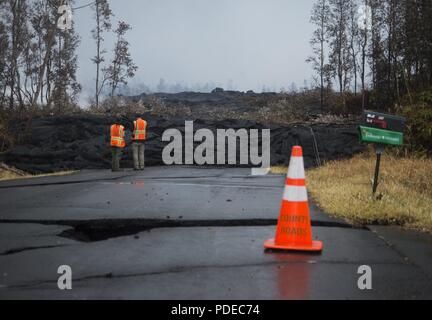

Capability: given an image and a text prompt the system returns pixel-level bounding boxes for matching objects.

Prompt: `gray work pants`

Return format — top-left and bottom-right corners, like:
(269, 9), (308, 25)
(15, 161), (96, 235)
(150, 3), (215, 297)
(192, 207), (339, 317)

(132, 142), (145, 170)
(111, 147), (122, 171)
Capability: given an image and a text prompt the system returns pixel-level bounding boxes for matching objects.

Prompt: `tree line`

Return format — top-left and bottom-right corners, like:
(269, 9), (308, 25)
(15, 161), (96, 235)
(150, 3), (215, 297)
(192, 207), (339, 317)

(308, 0), (432, 112)
(0, 0), (137, 124)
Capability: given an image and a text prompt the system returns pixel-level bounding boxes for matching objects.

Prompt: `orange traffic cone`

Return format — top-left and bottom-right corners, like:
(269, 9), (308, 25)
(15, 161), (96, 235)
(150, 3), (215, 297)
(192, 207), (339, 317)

(264, 146), (323, 252)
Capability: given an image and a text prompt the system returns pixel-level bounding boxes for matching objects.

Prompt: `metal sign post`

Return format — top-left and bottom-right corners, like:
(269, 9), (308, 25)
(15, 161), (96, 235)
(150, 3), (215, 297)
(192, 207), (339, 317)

(372, 144), (385, 194)
(359, 111), (406, 195)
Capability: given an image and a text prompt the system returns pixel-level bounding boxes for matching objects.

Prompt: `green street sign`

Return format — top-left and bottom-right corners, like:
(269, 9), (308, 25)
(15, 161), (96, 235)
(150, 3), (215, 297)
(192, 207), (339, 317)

(359, 111), (406, 195)
(359, 126), (404, 146)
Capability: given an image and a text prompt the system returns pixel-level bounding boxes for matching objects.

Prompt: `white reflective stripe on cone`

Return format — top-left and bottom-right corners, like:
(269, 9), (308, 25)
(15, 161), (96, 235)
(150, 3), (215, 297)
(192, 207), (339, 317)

(283, 185), (308, 202)
(287, 156), (306, 179)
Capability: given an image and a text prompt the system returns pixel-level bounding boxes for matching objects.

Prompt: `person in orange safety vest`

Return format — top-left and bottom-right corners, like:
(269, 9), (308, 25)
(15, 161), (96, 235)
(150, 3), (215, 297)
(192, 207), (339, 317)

(110, 123), (125, 172)
(132, 117), (147, 170)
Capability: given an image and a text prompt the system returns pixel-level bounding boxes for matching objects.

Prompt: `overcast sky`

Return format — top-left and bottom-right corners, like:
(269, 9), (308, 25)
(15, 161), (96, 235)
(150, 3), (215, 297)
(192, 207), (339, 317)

(73, 0), (315, 98)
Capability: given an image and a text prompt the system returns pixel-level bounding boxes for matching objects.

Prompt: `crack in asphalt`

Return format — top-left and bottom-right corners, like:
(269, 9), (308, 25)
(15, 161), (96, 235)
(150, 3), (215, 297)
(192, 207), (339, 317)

(0, 219), (363, 243)
(3, 259), (412, 290)
(0, 174), (139, 190)
(0, 245), (70, 256)
(368, 227), (418, 268)
(0, 172), (286, 190)
(364, 227), (432, 282)
(0, 174), (250, 189)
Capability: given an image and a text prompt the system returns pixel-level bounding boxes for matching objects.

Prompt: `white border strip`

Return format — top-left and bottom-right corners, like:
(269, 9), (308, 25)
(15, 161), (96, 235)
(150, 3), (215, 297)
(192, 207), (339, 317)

(283, 186), (308, 202)
(287, 156), (306, 179)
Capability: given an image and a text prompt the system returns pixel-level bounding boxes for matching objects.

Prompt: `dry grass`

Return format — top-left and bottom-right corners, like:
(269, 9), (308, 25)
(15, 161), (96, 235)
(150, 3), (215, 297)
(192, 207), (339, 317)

(272, 153), (432, 232)
(0, 163), (76, 181)
(0, 170), (24, 181)
(271, 166), (290, 175)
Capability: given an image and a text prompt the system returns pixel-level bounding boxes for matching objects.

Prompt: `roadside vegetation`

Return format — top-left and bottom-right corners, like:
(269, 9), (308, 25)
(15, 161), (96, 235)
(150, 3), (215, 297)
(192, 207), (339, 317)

(307, 151), (432, 232)
(0, 162), (27, 180)
(272, 150), (432, 232)
(0, 163), (75, 181)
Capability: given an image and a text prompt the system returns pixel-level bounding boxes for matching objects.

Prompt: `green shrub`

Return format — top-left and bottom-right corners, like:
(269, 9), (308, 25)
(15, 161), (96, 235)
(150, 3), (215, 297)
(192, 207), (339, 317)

(0, 117), (14, 152)
(397, 88), (432, 155)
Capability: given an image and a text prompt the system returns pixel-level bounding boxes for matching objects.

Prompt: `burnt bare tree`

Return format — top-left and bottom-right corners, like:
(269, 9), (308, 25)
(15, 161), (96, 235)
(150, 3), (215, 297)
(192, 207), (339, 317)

(50, 20), (81, 113)
(1, 0), (30, 112)
(103, 21), (137, 97)
(0, 0), (81, 136)
(307, 0), (331, 109)
(92, 0), (112, 109)
(28, 1), (80, 116)
(328, 0), (352, 104)
(348, 0), (359, 95)
(0, 4), (9, 109)
(309, 0), (432, 111)
(358, 0), (371, 110)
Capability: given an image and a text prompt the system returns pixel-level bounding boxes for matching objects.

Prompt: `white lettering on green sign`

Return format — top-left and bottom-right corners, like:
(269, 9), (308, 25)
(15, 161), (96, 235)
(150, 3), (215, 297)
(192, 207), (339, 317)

(359, 126), (403, 146)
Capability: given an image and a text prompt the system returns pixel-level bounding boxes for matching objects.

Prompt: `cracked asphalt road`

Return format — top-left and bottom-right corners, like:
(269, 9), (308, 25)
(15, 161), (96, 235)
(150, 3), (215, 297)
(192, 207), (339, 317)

(0, 167), (432, 299)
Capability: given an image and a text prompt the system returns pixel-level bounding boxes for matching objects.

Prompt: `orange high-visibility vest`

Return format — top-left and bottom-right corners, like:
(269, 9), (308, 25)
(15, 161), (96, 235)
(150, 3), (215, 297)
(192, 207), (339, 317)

(132, 118), (147, 141)
(110, 124), (125, 148)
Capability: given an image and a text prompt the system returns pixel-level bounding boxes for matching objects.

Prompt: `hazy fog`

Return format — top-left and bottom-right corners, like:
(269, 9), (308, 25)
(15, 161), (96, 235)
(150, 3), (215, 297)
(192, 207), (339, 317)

(73, 0), (315, 98)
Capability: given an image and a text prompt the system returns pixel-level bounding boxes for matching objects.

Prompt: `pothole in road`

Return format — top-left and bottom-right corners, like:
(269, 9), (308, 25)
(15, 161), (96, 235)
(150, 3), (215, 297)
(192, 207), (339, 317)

(58, 219), (361, 243)
(58, 219), (278, 242)
(0, 219), (363, 243)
